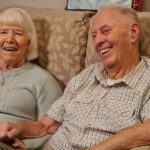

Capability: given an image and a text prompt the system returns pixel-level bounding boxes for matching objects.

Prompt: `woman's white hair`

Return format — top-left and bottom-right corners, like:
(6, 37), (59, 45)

(0, 7), (38, 60)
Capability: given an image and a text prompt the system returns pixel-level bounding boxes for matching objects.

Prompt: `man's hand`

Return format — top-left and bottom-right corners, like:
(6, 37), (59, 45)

(12, 138), (25, 149)
(86, 120), (150, 150)
(2, 138), (25, 149)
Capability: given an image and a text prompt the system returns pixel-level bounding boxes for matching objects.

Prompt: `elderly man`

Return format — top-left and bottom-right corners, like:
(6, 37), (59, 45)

(0, 5), (150, 150)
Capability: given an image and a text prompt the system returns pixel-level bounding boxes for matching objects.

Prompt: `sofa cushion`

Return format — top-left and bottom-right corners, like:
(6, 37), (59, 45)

(138, 12), (150, 57)
(85, 12), (150, 68)
(43, 10), (93, 88)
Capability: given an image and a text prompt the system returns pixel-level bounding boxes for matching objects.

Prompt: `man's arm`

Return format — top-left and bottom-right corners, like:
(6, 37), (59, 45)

(89, 120), (150, 150)
(0, 115), (61, 140)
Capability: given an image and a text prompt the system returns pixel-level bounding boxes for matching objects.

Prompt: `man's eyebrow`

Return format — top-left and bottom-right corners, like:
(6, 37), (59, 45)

(93, 24), (111, 30)
(100, 25), (111, 30)
(91, 25), (111, 33)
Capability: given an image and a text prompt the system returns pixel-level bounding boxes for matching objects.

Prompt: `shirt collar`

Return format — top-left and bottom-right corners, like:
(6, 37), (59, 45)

(123, 56), (147, 88)
(95, 56), (147, 88)
(95, 64), (107, 87)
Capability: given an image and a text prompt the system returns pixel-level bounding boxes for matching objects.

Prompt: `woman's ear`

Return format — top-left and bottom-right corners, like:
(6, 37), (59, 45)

(130, 23), (140, 43)
(28, 39), (31, 47)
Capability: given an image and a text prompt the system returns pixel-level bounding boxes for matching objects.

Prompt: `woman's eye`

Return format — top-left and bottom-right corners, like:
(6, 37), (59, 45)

(15, 32), (23, 35)
(14, 29), (25, 36)
(0, 30), (7, 34)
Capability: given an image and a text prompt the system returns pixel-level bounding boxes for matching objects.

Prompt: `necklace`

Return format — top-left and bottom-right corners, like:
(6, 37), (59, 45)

(0, 70), (5, 86)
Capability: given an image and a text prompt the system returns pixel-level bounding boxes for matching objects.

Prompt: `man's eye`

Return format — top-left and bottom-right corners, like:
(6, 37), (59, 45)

(91, 33), (96, 39)
(102, 29), (110, 34)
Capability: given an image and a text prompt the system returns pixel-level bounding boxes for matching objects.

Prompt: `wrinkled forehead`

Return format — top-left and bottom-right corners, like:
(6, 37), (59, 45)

(90, 11), (117, 30)
(91, 9), (133, 30)
(0, 17), (25, 29)
(92, 9), (124, 24)
(0, 11), (29, 32)
(0, 24), (26, 32)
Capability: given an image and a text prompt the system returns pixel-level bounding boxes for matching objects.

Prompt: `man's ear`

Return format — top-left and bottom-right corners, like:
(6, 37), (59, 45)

(130, 23), (140, 43)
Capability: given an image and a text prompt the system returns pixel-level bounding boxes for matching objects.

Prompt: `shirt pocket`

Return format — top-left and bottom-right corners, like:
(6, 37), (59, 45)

(64, 92), (94, 122)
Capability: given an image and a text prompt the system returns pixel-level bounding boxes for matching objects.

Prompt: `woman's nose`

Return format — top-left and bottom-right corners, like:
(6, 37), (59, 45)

(6, 32), (15, 43)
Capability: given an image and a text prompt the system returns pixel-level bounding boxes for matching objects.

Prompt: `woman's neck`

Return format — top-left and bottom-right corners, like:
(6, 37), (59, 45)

(0, 58), (26, 71)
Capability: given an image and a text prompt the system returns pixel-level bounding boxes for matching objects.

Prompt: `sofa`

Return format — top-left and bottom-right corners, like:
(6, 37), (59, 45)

(9, 6), (150, 90)
(2, 5), (149, 90)
(2, 5), (150, 150)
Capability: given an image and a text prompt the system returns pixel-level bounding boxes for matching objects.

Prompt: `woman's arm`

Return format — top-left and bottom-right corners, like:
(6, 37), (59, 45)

(0, 115), (61, 140)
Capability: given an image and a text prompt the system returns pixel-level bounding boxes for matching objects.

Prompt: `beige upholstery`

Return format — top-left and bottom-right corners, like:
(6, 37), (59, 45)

(131, 146), (150, 150)
(138, 12), (150, 56)
(4, 6), (150, 90)
(1, 6), (150, 149)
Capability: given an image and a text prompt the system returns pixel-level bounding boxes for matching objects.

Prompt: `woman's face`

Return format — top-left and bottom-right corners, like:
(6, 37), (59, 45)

(0, 24), (30, 68)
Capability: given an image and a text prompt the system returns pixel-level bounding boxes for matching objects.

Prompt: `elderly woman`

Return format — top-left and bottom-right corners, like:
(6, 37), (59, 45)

(0, 7), (62, 149)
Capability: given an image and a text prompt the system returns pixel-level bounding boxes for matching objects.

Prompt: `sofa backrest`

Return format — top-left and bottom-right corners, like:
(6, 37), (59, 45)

(1, 6), (150, 89)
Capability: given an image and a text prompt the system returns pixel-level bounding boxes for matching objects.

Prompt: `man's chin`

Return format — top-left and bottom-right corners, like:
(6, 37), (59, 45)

(102, 61), (114, 69)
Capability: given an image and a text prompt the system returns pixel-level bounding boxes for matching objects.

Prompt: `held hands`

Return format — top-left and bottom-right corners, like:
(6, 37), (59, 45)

(0, 122), (24, 149)
(48, 121), (62, 134)
(3, 138), (25, 149)
(0, 122), (21, 139)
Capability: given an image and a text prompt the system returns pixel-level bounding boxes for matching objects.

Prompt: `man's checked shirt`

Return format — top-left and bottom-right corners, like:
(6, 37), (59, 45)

(47, 56), (150, 150)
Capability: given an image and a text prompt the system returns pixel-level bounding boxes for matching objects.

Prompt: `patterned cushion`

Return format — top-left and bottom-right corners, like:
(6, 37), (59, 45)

(138, 12), (150, 57)
(85, 12), (150, 68)
(131, 146), (150, 150)
(43, 10), (93, 88)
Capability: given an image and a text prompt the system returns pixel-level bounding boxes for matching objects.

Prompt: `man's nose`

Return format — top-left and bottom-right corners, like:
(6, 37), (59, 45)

(94, 33), (106, 45)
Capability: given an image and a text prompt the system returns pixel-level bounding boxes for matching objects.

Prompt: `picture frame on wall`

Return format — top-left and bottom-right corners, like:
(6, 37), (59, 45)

(66, 0), (143, 11)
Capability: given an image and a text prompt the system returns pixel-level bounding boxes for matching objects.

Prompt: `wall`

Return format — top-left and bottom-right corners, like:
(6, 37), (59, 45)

(141, 0), (150, 11)
(0, 0), (66, 9)
(0, 0), (149, 11)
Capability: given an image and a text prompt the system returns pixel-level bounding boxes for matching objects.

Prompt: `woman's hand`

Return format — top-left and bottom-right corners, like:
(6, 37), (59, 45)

(0, 122), (25, 149)
(0, 122), (21, 140)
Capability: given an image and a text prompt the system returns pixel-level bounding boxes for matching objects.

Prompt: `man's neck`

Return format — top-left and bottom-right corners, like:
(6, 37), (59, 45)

(106, 57), (141, 80)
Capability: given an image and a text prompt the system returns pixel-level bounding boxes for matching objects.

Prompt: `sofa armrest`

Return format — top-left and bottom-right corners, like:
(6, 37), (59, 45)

(131, 146), (150, 150)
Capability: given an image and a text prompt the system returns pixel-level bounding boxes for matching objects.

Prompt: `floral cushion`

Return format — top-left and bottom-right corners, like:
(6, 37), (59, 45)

(138, 12), (150, 57)
(43, 10), (93, 88)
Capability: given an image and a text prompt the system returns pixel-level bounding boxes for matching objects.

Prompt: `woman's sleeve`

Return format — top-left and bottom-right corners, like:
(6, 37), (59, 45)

(24, 73), (63, 149)
(36, 73), (63, 119)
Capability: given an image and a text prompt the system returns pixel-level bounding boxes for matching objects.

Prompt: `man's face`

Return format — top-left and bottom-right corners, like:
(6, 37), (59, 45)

(91, 10), (135, 69)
